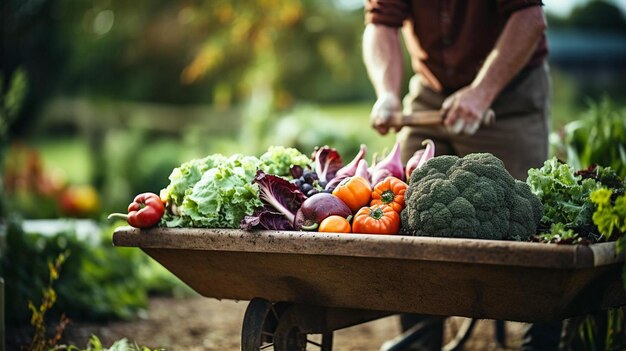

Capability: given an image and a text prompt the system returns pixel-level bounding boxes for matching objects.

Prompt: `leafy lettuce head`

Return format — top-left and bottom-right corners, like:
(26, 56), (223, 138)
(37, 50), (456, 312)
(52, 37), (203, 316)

(161, 154), (263, 228)
(259, 146), (312, 178)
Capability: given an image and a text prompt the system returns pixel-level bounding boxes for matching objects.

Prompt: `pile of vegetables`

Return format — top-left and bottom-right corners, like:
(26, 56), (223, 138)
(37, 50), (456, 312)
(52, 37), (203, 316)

(240, 140), (422, 234)
(108, 138), (626, 245)
(109, 140), (440, 235)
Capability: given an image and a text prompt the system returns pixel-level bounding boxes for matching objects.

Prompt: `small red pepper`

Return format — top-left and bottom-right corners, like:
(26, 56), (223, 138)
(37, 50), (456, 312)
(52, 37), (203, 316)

(108, 192), (165, 228)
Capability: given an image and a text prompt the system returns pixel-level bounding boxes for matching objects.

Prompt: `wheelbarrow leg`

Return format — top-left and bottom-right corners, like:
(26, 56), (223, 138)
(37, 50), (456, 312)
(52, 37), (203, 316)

(495, 320), (506, 348)
(321, 333), (333, 351)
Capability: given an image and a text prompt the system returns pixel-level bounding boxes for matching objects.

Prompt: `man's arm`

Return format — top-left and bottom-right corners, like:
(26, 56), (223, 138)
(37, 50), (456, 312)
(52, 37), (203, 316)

(363, 23), (404, 135)
(443, 6), (547, 130)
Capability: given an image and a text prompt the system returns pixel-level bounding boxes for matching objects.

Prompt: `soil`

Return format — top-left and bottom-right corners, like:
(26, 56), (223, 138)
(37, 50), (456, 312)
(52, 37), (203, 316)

(9, 296), (528, 350)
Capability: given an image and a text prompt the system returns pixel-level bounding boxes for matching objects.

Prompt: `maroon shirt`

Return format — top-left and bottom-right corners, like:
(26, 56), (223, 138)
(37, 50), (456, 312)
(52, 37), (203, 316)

(365, 0), (548, 92)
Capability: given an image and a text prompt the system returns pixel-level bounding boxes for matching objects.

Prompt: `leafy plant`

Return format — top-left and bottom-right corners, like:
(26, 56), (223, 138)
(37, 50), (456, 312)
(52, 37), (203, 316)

(590, 188), (626, 240)
(538, 223), (585, 244)
(0, 68), (28, 143)
(27, 251), (70, 351)
(553, 98), (626, 178)
(526, 158), (626, 241)
(19, 241), (165, 351)
(1, 68), (28, 217)
(1, 219), (184, 326)
(563, 308), (626, 351)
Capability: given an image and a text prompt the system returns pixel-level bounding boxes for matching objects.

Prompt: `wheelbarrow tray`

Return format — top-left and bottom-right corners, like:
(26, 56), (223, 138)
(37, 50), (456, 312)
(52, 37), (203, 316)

(112, 227), (626, 322)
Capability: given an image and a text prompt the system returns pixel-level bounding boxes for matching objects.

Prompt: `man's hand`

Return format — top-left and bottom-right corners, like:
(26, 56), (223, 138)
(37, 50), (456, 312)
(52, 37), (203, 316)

(441, 85), (492, 135)
(440, 6), (546, 136)
(370, 92), (401, 135)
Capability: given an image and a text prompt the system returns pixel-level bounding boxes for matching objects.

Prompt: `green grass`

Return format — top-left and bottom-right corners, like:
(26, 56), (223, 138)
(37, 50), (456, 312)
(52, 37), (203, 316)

(317, 102), (397, 155)
(32, 138), (93, 185)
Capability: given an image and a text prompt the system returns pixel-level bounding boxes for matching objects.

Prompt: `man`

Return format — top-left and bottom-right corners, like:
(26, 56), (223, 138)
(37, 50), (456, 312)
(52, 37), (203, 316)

(363, 0), (550, 180)
(363, 1), (560, 350)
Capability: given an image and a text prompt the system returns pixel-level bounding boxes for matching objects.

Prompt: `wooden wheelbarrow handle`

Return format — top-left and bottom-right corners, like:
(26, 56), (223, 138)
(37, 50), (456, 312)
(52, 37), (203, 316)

(389, 109), (496, 127)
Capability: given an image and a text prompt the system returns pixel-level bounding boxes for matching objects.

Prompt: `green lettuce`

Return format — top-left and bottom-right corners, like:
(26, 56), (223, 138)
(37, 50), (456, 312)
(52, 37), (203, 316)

(161, 154), (263, 228)
(527, 157), (601, 232)
(259, 146), (312, 177)
(160, 154), (228, 206)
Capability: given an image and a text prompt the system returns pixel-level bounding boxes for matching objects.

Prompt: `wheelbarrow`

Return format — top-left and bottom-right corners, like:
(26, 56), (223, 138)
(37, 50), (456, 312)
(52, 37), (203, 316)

(112, 227), (626, 350)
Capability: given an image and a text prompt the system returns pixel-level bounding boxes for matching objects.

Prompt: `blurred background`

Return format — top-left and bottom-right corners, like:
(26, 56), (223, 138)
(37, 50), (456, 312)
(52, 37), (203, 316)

(1, 0), (626, 349)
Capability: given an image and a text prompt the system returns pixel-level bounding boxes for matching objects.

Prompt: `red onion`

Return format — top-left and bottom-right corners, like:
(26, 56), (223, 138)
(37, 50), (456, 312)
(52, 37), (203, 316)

(336, 144), (366, 178)
(371, 168), (393, 187)
(416, 139), (435, 169)
(355, 159), (371, 187)
(369, 141), (404, 182)
(405, 139), (435, 180)
(405, 149), (425, 181)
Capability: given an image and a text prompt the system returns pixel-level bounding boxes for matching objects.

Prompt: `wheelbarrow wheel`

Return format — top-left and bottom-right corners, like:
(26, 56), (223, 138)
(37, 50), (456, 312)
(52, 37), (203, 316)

(241, 299), (334, 351)
(242, 298), (285, 351)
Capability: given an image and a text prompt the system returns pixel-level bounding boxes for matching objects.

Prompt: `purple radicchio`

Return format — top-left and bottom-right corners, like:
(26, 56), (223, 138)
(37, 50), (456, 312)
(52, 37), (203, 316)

(241, 170), (307, 230)
(312, 146), (343, 183)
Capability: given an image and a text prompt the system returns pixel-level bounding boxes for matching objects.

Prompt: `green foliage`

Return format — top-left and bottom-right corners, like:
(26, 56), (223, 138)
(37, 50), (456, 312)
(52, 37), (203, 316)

(568, 1), (626, 32)
(591, 188), (626, 239)
(100, 131), (184, 213)
(0, 68), (29, 140)
(27, 252), (70, 351)
(591, 187), (626, 300)
(528, 158), (626, 241)
(1, 68), (29, 216)
(539, 223), (584, 244)
(0, 219), (183, 326)
(553, 98), (626, 178)
(19, 247), (165, 351)
(565, 308), (626, 351)
(400, 153), (542, 240)
(527, 158), (601, 234)
(4, 0), (373, 107)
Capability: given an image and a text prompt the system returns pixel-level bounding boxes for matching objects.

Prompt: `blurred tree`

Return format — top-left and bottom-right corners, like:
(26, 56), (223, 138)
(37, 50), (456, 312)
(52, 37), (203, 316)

(1, 0), (69, 137)
(0, 68), (29, 217)
(547, 0), (626, 32)
(2, 0), (374, 114)
(569, 0), (626, 32)
(179, 1), (372, 107)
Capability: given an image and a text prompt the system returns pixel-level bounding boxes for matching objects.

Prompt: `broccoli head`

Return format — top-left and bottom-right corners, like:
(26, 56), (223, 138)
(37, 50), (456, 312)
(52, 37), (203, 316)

(400, 153), (543, 240)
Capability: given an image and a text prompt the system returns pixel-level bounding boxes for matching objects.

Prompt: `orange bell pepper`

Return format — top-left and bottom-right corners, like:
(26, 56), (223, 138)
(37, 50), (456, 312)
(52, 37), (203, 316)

(332, 176), (372, 213)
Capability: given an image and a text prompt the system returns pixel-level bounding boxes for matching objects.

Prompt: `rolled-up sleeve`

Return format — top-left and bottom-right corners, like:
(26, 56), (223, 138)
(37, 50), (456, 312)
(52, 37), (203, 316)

(497, 0), (543, 17)
(364, 0), (409, 28)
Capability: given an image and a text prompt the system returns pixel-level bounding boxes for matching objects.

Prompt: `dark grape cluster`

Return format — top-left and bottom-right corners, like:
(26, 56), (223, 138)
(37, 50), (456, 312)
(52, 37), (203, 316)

(290, 169), (331, 197)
